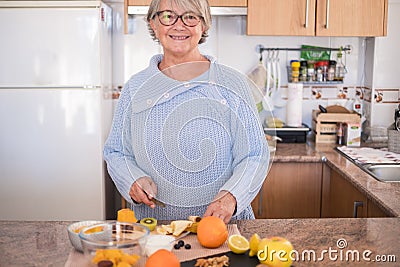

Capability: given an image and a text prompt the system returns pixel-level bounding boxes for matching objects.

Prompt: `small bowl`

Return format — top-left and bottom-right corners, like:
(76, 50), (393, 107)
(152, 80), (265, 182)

(145, 235), (175, 257)
(67, 220), (103, 252)
(79, 221), (149, 267)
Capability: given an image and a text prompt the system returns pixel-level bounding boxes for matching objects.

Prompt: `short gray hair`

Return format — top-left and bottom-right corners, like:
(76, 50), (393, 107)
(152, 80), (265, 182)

(146, 0), (212, 44)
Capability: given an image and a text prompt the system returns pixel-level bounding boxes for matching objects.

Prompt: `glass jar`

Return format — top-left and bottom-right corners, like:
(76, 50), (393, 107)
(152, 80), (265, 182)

(307, 62), (315, 82)
(299, 61), (307, 82)
(315, 61), (324, 82)
(291, 61), (300, 83)
(328, 60), (336, 81)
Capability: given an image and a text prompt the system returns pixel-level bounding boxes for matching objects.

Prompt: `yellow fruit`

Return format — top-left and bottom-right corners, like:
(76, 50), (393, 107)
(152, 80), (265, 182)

(140, 217), (157, 231)
(257, 237), (294, 267)
(117, 208), (137, 223)
(249, 233), (261, 257)
(116, 262), (131, 267)
(228, 234), (249, 254)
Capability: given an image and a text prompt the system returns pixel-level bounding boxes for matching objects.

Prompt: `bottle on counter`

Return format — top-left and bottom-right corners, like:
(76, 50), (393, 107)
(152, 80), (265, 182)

(291, 60), (300, 83)
(337, 122), (344, 145)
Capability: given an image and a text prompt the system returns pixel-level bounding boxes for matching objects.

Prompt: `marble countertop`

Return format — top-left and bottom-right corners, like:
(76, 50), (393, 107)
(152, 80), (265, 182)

(0, 219), (399, 266)
(272, 142), (400, 217)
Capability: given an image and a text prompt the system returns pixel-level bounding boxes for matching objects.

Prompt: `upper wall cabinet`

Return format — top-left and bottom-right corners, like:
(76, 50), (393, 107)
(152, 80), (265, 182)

(247, 0), (388, 37)
(247, 0), (316, 36)
(127, 0), (247, 7)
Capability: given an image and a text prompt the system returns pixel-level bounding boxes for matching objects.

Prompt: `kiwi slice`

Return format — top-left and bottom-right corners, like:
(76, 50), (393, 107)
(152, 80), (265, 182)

(140, 217), (157, 231)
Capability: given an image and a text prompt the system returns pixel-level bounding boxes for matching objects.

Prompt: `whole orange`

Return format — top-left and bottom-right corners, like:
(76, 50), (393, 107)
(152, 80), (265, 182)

(145, 249), (180, 267)
(197, 216), (228, 248)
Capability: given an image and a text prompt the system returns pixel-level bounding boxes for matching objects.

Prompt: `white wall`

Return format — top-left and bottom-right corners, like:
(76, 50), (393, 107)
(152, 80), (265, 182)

(108, 0), (399, 131)
(368, 0), (400, 129)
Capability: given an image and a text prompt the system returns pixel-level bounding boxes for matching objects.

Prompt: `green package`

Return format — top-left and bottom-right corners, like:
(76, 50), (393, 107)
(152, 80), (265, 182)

(300, 45), (331, 61)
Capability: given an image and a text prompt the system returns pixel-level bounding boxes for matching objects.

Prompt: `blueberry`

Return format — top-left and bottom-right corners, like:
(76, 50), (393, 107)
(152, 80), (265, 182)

(174, 243), (181, 249)
(177, 240), (185, 247)
(184, 244), (191, 249)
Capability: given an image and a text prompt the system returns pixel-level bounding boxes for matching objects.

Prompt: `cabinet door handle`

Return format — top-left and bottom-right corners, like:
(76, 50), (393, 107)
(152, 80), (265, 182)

(325, 0), (330, 29)
(304, 0), (309, 28)
(353, 201), (364, 218)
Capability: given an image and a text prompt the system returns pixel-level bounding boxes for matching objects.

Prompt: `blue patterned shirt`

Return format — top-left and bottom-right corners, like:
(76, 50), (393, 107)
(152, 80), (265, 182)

(103, 54), (269, 221)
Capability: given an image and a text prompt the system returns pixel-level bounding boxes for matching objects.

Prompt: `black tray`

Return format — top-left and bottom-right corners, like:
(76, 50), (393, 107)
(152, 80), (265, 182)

(181, 251), (259, 267)
(181, 251), (296, 266)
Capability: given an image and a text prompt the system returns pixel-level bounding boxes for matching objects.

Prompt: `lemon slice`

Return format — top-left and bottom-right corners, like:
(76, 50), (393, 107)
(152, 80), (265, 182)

(249, 233), (261, 257)
(228, 234), (249, 254)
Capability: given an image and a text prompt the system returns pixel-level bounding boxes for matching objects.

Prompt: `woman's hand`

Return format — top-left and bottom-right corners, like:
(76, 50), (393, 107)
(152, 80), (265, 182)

(203, 191), (237, 224)
(129, 176), (158, 209)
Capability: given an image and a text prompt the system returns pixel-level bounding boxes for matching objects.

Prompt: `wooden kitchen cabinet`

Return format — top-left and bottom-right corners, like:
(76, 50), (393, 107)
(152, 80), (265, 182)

(367, 199), (390, 218)
(321, 165), (390, 218)
(127, 0), (247, 7)
(251, 162), (322, 219)
(247, 0), (388, 36)
(316, 0), (388, 36)
(247, 0), (316, 36)
(321, 167), (367, 218)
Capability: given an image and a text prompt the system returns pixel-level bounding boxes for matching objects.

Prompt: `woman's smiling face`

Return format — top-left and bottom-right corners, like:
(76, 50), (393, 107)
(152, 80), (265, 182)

(150, 0), (205, 59)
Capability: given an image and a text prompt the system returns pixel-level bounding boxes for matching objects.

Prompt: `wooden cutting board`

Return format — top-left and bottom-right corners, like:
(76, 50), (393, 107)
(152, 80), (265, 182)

(325, 105), (351, 113)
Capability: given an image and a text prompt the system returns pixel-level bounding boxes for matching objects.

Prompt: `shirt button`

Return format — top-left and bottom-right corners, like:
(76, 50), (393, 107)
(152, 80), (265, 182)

(184, 82), (190, 88)
(221, 99), (227, 105)
(146, 99), (152, 105)
(164, 93), (170, 98)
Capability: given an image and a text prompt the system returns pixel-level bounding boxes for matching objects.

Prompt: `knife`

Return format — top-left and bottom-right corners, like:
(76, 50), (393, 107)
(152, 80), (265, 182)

(144, 191), (166, 208)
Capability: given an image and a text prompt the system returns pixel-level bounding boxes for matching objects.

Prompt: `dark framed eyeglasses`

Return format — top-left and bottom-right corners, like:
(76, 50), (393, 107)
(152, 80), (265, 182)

(155, 10), (202, 27)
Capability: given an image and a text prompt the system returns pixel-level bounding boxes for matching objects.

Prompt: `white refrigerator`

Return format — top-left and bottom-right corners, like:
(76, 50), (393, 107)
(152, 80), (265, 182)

(0, 1), (114, 220)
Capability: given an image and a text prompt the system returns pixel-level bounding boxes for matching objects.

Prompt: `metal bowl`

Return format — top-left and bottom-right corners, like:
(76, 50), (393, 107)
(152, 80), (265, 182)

(67, 220), (104, 252)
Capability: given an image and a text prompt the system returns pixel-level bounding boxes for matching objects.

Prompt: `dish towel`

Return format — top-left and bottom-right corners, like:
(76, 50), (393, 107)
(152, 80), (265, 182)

(65, 224), (240, 266)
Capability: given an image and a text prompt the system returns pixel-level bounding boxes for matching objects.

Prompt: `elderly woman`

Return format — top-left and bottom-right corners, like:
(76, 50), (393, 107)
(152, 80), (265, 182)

(103, 0), (269, 223)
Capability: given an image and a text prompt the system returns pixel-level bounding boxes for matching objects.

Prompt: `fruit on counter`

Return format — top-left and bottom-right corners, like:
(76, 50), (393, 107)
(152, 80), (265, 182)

(197, 216), (228, 249)
(188, 215), (202, 222)
(174, 240), (192, 250)
(73, 225), (103, 234)
(266, 117), (284, 128)
(97, 260), (113, 267)
(92, 249), (140, 267)
(185, 222), (199, 233)
(117, 208), (137, 223)
(257, 236), (293, 267)
(249, 233), (261, 257)
(140, 217), (157, 231)
(156, 215), (200, 236)
(145, 249), (180, 267)
(228, 234), (249, 254)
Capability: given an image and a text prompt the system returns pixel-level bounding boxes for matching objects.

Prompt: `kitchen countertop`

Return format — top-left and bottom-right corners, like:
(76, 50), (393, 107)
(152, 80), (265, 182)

(0, 219), (399, 266)
(1, 143), (399, 266)
(272, 142), (400, 217)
